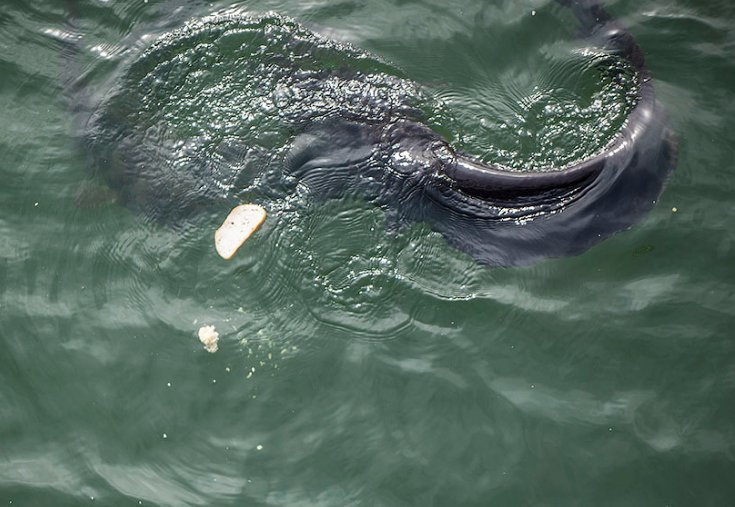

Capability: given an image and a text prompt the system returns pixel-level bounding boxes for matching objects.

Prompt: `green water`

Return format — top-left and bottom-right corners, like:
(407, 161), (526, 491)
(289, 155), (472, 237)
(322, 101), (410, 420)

(1, 0), (734, 505)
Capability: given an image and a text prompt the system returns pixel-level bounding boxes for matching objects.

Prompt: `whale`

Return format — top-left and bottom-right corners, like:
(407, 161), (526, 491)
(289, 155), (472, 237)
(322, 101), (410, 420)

(70, 0), (676, 266)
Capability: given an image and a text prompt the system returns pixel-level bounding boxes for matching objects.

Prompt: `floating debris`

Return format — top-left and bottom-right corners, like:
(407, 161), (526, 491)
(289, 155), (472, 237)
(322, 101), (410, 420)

(214, 204), (267, 259)
(198, 325), (220, 353)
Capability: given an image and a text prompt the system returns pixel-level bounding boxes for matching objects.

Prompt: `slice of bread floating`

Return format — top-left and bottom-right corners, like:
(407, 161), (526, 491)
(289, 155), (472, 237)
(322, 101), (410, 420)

(214, 204), (267, 260)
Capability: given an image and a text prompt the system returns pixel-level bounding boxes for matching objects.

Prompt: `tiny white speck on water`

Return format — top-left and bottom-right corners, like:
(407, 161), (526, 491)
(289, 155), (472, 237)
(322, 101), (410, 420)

(226, 367), (231, 372)
(163, 433), (167, 439)
(166, 382), (171, 387)
(530, 384), (535, 389)
(609, 427), (613, 432)
(672, 207), (678, 213)
(34, 202), (38, 206)
(531, 10), (536, 15)
(256, 445), (263, 450)
(212, 379), (217, 383)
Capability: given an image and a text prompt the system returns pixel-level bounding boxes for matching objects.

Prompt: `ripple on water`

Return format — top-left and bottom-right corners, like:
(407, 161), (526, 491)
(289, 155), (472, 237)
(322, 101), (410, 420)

(71, 8), (646, 352)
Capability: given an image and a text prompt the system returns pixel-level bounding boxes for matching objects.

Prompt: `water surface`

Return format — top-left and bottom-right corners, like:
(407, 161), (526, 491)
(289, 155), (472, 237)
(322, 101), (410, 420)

(1, 0), (734, 505)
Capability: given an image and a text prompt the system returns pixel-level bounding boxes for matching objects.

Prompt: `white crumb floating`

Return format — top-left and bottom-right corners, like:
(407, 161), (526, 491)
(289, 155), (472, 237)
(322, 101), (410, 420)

(198, 325), (219, 353)
(214, 204), (267, 260)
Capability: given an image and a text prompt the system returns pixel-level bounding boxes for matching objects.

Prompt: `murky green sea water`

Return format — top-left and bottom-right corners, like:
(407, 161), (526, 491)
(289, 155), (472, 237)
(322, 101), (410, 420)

(1, 0), (734, 505)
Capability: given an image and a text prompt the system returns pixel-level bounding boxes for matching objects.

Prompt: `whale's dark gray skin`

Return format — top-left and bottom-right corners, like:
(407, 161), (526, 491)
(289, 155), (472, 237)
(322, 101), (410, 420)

(72, 0), (676, 266)
(284, 0), (676, 266)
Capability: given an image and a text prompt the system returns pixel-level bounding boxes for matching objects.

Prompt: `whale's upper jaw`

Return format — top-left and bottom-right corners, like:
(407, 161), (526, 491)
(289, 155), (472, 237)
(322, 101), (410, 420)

(379, 117), (606, 203)
(441, 153), (605, 201)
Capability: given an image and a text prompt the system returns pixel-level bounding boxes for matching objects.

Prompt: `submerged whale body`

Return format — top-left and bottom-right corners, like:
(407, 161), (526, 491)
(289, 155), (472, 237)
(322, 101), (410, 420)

(82, 0), (676, 266)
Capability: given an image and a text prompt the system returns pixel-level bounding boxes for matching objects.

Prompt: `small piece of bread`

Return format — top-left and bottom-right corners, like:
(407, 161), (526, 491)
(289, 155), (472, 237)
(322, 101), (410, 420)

(198, 325), (219, 353)
(214, 204), (267, 260)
